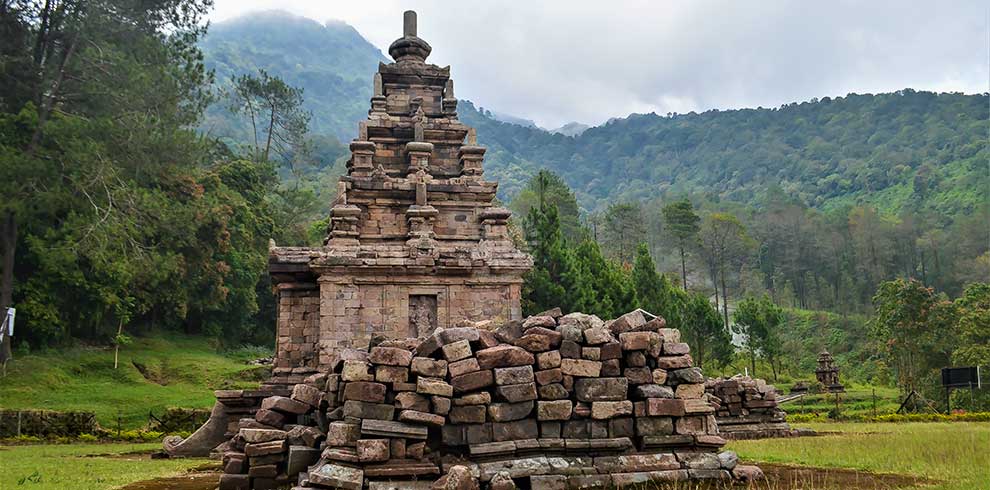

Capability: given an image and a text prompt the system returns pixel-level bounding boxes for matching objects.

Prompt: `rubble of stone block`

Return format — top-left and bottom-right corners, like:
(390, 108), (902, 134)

(218, 309), (761, 489)
(705, 375), (812, 439)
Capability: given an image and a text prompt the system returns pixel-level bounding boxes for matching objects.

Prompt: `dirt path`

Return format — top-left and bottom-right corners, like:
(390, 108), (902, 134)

(118, 471), (220, 490)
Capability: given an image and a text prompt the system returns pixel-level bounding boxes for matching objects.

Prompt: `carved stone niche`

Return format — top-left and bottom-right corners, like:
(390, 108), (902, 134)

(408, 294), (438, 337)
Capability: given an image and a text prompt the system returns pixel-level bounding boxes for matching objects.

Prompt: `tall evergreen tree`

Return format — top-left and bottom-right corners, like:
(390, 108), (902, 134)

(662, 199), (701, 290)
(679, 291), (733, 370)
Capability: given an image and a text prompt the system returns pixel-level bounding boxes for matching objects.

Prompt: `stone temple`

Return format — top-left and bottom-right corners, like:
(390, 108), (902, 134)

(268, 11), (532, 385)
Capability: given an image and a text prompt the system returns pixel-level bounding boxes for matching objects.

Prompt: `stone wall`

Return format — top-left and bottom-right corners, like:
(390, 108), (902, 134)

(216, 309), (763, 490)
(275, 288), (321, 371)
(705, 376), (809, 439)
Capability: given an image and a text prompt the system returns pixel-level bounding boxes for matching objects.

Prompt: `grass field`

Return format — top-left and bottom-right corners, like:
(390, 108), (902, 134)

(728, 422), (990, 490)
(0, 334), (270, 429)
(0, 442), (215, 490)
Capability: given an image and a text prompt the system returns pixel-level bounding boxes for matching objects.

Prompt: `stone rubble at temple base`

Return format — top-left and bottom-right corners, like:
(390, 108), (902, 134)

(705, 375), (814, 440)
(217, 308), (762, 489)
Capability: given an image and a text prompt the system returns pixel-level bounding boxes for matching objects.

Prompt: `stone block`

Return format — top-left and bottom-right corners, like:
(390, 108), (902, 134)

(477, 345), (535, 369)
(244, 439), (287, 457)
(399, 409), (445, 426)
(492, 418), (539, 441)
(261, 396), (310, 415)
(636, 384), (674, 399)
(443, 340), (473, 361)
(536, 350), (562, 370)
(375, 365), (409, 383)
(609, 310), (647, 334)
(309, 463), (364, 490)
(668, 367), (704, 384)
(466, 423), (494, 444)
(291, 384), (323, 408)
(488, 401), (534, 422)
(675, 383), (705, 399)
(581, 347), (601, 360)
(390, 438), (407, 459)
(591, 401), (633, 419)
(663, 342), (691, 355)
(240, 428), (286, 443)
(411, 357), (448, 377)
(327, 421), (361, 446)
(343, 381), (387, 403)
(417, 377), (454, 397)
(574, 377), (628, 402)
(600, 342), (622, 360)
(607, 417), (635, 438)
(537, 400), (573, 421)
(342, 360), (374, 382)
(432, 395), (451, 415)
(343, 400), (394, 420)
(559, 340), (581, 359)
(357, 438), (390, 462)
(449, 357), (481, 377)
(636, 417), (674, 436)
(535, 368), (562, 386)
(218, 474), (250, 490)
(656, 355), (693, 370)
(624, 351), (646, 367)
(361, 419), (428, 439)
(495, 365), (534, 385)
(675, 416), (708, 435)
(618, 331), (659, 351)
(624, 367), (653, 384)
(450, 405), (488, 424)
(531, 475), (566, 490)
(454, 392), (492, 405)
(560, 359), (601, 377)
(582, 327), (612, 345)
(440, 327), (481, 344)
(601, 359), (621, 376)
(496, 382), (538, 403)
(254, 409), (286, 428)
(652, 369), (668, 384)
(395, 392), (430, 412)
(645, 398), (686, 417)
(369, 346), (413, 367)
(538, 383), (569, 400)
(286, 445), (320, 476)
(451, 369), (494, 393)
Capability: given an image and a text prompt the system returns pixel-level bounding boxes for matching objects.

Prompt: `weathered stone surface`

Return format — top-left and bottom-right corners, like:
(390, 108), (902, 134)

(618, 331), (659, 351)
(574, 377), (628, 402)
(361, 419), (428, 439)
(683, 398), (714, 414)
(600, 342), (622, 360)
(535, 368), (563, 386)
(536, 400), (573, 421)
(244, 439), (286, 457)
(492, 419), (539, 442)
(675, 416), (708, 435)
(601, 359), (621, 376)
(451, 369), (494, 393)
(624, 367), (653, 385)
(582, 327), (612, 345)
(676, 451), (720, 470)
(399, 409), (445, 426)
(645, 398), (686, 417)
(369, 346), (413, 367)
(717, 450), (739, 470)
(538, 383), (569, 400)
(450, 405), (488, 424)
(449, 357), (481, 377)
(411, 357), (448, 377)
(443, 340), (474, 362)
(668, 367), (704, 384)
(433, 465), (480, 490)
(477, 345), (535, 369)
(496, 382), (538, 403)
(327, 421), (361, 446)
(675, 383), (705, 399)
(623, 350), (645, 366)
(309, 463), (364, 490)
(655, 355), (693, 370)
(732, 465), (765, 482)
(581, 347), (600, 361)
(658, 328), (681, 343)
(440, 327), (481, 344)
(663, 342), (691, 355)
(523, 315), (557, 329)
(559, 340), (581, 359)
(636, 417), (674, 436)
(495, 365), (535, 385)
(560, 359), (601, 377)
(261, 396), (310, 415)
(488, 401), (534, 422)
(609, 310), (647, 334)
(454, 392), (492, 405)
(218, 474), (249, 490)
(652, 369), (668, 385)
(591, 401), (633, 419)
(291, 384), (323, 408)
(432, 395), (452, 415)
(287, 445), (321, 476)
(342, 360), (374, 382)
(536, 350), (562, 370)
(343, 381), (387, 403)
(240, 428), (286, 444)
(356, 439), (390, 462)
(395, 391), (430, 412)
(343, 400), (395, 420)
(417, 377), (454, 397)
(636, 384), (675, 399)
(254, 409), (286, 428)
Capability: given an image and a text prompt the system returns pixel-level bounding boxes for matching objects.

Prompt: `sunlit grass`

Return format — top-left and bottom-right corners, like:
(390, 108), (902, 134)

(0, 442), (213, 490)
(728, 422), (990, 490)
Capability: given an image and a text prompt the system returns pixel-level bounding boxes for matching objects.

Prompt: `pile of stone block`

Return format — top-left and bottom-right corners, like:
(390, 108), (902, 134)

(218, 309), (762, 489)
(705, 375), (805, 439)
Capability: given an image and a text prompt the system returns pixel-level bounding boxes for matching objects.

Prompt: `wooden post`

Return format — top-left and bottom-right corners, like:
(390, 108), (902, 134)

(872, 387), (877, 417)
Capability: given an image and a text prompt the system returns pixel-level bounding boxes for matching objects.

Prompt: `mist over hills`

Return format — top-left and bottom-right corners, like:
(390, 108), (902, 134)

(201, 11), (988, 219)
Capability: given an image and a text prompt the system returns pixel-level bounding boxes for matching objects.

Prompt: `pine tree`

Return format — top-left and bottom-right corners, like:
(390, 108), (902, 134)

(662, 199), (701, 290)
(522, 203), (572, 315)
(631, 243), (677, 320)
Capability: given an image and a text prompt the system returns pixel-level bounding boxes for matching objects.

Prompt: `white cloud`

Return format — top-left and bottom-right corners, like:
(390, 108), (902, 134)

(210, 0), (989, 128)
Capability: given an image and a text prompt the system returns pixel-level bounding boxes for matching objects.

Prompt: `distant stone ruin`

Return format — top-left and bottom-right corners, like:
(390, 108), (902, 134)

(706, 376), (811, 439)
(815, 350), (845, 393)
(217, 309), (762, 489)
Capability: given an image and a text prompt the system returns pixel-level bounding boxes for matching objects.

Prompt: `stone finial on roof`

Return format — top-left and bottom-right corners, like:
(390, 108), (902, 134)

(388, 10), (432, 62)
(373, 73), (383, 97)
(467, 127), (478, 146)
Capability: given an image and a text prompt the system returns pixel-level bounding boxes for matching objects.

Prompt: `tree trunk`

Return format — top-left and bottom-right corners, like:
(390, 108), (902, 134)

(1, 211), (17, 368)
(679, 244), (688, 290)
(113, 319), (123, 369)
(750, 349), (756, 378)
(720, 264), (729, 331)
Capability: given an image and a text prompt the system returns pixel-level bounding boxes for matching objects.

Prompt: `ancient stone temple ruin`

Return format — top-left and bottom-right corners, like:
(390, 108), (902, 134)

(267, 11), (531, 387)
(815, 350), (844, 393)
(167, 11), (765, 489)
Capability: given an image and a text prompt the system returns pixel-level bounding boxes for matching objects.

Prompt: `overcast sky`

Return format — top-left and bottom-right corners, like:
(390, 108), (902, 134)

(210, 1), (989, 129)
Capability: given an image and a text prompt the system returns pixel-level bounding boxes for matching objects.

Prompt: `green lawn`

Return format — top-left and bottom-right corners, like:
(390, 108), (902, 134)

(0, 442), (214, 490)
(0, 334), (270, 429)
(780, 384), (904, 419)
(728, 422), (990, 490)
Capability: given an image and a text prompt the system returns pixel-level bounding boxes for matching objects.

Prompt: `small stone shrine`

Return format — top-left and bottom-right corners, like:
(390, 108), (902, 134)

(268, 11), (532, 386)
(814, 350), (844, 393)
